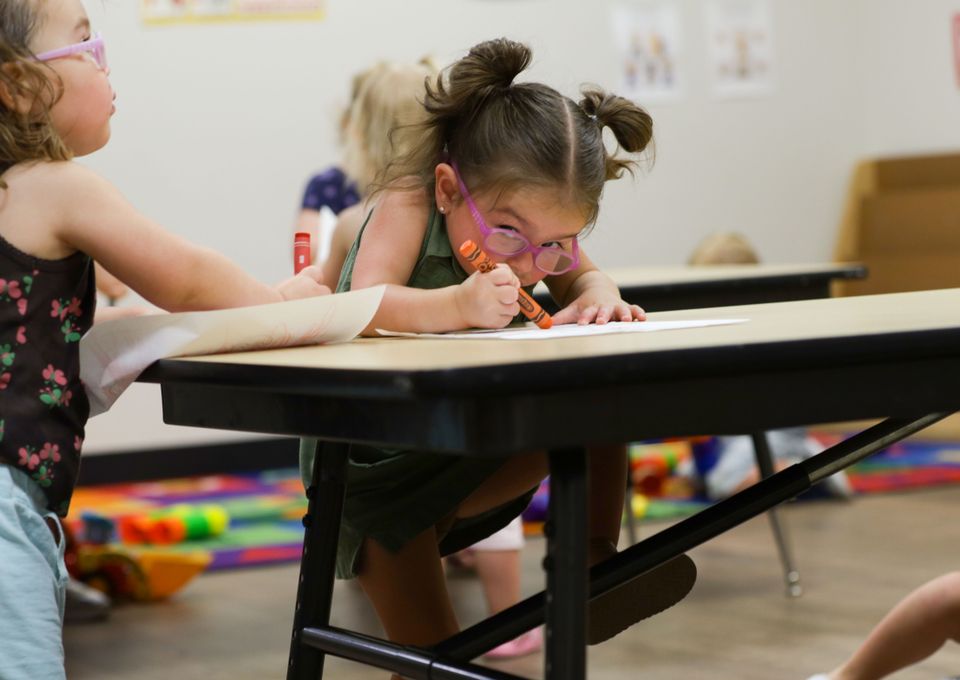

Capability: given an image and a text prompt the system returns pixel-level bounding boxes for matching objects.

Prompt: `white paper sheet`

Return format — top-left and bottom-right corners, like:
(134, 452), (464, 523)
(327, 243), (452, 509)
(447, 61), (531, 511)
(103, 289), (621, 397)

(80, 285), (385, 417)
(376, 318), (748, 340)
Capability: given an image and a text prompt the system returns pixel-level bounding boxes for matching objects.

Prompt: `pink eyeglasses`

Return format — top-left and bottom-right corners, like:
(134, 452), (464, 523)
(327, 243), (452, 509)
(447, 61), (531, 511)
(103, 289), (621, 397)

(452, 163), (581, 276)
(35, 32), (107, 71)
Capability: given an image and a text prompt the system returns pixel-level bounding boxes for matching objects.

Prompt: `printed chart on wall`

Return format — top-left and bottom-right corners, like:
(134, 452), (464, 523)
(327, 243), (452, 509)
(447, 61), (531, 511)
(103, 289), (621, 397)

(610, 2), (683, 102)
(141, 0), (325, 24)
(704, 0), (775, 98)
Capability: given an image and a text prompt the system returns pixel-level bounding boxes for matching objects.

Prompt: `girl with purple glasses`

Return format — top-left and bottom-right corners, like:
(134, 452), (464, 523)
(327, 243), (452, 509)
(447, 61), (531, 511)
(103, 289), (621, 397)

(302, 37), (697, 670)
(0, 1), (329, 676)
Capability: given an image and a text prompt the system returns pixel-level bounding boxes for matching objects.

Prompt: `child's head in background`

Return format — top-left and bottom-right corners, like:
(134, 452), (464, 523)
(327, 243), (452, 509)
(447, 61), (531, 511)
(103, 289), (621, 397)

(0, 0), (114, 178)
(340, 57), (439, 196)
(688, 232), (760, 265)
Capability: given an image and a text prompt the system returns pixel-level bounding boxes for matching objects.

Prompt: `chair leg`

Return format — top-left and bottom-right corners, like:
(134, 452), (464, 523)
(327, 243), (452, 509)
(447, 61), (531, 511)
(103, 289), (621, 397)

(623, 472), (638, 545)
(751, 432), (802, 597)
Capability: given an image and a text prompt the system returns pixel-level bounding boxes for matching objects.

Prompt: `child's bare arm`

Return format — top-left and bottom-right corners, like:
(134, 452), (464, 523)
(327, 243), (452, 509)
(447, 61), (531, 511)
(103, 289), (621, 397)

(51, 163), (328, 311)
(321, 204), (365, 289)
(350, 190), (519, 335)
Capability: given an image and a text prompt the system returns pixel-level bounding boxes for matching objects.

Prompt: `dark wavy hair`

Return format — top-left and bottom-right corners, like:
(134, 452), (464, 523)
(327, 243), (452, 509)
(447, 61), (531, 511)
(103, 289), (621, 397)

(0, 0), (72, 186)
(374, 37), (654, 229)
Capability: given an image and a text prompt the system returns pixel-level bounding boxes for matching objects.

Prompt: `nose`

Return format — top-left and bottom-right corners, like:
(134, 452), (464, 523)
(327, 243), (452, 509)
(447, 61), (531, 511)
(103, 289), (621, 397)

(507, 251), (542, 283)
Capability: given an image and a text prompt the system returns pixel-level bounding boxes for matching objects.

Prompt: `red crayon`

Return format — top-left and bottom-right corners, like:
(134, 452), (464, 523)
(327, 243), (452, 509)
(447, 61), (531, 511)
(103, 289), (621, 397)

(293, 232), (311, 274)
(459, 240), (552, 330)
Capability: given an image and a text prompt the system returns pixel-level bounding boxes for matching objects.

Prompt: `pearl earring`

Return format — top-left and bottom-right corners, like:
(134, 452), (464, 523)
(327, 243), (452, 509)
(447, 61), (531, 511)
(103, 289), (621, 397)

(439, 206), (446, 214)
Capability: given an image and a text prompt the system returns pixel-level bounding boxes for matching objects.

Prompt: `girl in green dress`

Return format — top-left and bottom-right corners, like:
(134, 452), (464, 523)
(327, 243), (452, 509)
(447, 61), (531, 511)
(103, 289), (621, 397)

(311, 36), (696, 659)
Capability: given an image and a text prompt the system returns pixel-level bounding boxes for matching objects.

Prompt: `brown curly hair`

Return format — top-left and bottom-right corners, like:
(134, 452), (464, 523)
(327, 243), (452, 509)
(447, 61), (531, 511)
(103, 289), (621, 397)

(0, 0), (72, 186)
(374, 37), (654, 230)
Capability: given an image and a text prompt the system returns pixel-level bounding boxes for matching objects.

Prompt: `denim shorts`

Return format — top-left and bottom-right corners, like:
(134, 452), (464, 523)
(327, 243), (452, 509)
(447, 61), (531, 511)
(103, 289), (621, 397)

(0, 464), (68, 680)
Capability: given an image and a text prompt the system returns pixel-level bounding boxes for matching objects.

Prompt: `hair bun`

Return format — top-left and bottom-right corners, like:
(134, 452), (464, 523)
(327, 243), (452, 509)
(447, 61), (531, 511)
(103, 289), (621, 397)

(448, 38), (531, 97)
(579, 87), (653, 155)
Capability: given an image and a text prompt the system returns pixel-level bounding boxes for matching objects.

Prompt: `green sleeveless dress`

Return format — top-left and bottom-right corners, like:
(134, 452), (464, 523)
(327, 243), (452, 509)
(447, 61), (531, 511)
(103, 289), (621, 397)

(303, 205), (538, 579)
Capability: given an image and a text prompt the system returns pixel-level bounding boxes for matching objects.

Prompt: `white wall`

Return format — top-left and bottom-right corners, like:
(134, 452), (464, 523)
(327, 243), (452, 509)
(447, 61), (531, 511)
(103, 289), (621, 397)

(79, 1), (954, 452)
(855, 0), (960, 157)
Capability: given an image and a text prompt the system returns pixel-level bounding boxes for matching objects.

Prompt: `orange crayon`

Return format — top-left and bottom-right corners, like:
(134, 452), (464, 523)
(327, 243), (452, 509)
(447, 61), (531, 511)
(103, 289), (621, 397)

(459, 240), (552, 329)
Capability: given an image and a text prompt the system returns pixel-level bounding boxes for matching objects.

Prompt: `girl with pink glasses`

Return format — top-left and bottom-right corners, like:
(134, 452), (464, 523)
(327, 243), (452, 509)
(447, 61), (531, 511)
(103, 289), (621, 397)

(0, 1), (329, 676)
(303, 37), (697, 671)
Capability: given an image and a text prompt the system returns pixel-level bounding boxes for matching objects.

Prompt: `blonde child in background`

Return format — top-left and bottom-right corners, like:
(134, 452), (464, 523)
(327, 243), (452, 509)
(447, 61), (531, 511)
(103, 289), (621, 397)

(0, 1), (328, 677)
(303, 38), (698, 663)
(295, 58), (438, 270)
(446, 517), (544, 659)
(319, 57), (438, 286)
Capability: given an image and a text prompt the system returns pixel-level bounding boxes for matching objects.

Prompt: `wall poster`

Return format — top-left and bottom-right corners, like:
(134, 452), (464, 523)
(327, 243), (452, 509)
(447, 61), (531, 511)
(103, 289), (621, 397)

(141, 0), (325, 24)
(610, 2), (684, 102)
(704, 0), (775, 97)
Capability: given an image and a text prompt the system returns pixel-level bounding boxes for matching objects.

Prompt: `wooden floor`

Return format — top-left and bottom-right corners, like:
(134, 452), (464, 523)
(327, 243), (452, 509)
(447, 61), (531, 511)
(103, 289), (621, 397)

(64, 486), (960, 680)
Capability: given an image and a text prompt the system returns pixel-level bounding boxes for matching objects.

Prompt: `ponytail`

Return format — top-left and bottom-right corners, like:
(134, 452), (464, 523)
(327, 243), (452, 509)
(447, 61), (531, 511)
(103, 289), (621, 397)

(579, 88), (654, 180)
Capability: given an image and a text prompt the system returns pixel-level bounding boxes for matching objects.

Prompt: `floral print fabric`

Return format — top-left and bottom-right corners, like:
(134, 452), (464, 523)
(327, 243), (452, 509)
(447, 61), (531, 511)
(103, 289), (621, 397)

(0, 235), (95, 516)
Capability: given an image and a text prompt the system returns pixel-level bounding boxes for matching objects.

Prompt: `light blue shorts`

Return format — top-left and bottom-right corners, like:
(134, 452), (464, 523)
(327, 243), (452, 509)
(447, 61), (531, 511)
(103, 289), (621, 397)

(0, 464), (68, 680)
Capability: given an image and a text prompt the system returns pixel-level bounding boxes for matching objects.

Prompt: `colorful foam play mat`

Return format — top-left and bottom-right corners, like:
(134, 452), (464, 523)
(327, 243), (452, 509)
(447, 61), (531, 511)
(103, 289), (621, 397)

(67, 469), (308, 578)
(67, 434), (960, 583)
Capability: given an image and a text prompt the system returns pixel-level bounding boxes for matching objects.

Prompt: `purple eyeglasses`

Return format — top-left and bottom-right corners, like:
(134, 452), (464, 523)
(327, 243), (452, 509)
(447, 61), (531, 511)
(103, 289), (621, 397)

(451, 164), (581, 276)
(35, 32), (107, 71)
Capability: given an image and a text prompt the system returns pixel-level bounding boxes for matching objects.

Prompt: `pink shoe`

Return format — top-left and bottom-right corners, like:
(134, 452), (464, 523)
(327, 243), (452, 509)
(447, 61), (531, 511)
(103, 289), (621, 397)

(484, 627), (543, 660)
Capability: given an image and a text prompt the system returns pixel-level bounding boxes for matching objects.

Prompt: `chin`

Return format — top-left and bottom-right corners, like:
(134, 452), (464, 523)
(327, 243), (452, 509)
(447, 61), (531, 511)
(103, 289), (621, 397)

(72, 128), (112, 157)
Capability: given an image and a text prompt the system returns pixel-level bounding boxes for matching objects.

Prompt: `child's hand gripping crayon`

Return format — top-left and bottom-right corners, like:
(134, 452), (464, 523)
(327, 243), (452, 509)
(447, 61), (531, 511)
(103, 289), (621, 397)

(459, 240), (552, 329)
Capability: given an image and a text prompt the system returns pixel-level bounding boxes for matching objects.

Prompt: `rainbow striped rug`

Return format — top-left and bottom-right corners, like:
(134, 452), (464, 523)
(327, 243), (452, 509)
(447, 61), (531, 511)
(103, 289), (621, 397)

(67, 436), (960, 572)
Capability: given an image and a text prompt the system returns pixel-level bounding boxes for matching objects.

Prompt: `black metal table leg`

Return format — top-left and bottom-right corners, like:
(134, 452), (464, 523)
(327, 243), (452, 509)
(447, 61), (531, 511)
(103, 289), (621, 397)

(288, 438), (349, 680)
(545, 447), (588, 680)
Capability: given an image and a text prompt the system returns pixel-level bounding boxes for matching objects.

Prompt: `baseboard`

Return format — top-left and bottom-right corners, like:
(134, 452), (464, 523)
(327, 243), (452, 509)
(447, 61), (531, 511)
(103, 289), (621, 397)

(77, 437), (299, 487)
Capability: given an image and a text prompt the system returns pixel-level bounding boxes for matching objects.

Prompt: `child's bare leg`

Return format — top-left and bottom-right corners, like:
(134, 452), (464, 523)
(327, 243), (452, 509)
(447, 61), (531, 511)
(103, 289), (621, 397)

(583, 443), (697, 645)
(457, 451), (548, 519)
(829, 571), (960, 680)
(586, 444), (627, 564)
(355, 527), (459, 655)
(474, 550), (523, 614)
(458, 445), (625, 566)
(356, 455), (546, 679)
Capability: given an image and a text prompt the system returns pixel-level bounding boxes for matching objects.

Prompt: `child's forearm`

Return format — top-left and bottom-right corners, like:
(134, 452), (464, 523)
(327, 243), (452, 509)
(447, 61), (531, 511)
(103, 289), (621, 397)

(360, 284), (464, 336)
(160, 246), (285, 311)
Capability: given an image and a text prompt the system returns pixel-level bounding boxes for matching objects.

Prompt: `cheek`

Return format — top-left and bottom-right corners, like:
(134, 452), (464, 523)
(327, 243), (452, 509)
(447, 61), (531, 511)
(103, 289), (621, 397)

(444, 211), (481, 255)
(49, 73), (113, 154)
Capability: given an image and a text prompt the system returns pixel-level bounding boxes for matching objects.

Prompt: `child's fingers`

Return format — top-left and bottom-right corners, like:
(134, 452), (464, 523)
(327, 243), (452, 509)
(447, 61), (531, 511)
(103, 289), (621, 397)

(595, 306), (613, 325)
(614, 303), (645, 322)
(484, 263), (520, 286)
(577, 305), (599, 325)
(295, 265), (325, 284)
(549, 304), (580, 326)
